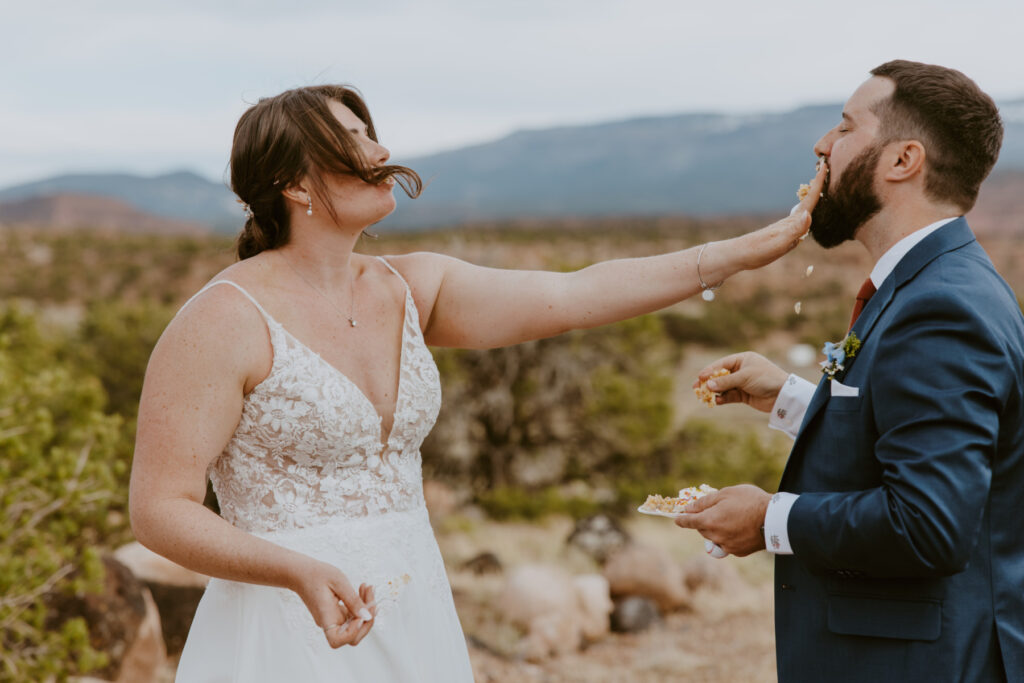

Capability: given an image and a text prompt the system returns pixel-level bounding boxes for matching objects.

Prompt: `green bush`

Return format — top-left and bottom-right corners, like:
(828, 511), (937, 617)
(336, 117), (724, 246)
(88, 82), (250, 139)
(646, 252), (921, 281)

(473, 419), (791, 521)
(0, 306), (133, 681)
(71, 299), (175, 420)
(425, 315), (680, 491)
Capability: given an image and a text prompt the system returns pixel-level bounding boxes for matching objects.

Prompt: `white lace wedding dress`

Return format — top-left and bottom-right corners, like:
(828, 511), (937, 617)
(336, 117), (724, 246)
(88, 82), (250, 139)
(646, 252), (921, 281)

(174, 258), (474, 682)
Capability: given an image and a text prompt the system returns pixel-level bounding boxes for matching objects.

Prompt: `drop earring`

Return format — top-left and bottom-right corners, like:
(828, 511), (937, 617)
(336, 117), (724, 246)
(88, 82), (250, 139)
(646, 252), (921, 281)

(306, 196), (313, 217)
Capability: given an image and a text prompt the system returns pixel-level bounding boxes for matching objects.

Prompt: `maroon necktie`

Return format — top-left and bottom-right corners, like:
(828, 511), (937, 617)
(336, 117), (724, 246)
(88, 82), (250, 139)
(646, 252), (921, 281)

(848, 278), (876, 331)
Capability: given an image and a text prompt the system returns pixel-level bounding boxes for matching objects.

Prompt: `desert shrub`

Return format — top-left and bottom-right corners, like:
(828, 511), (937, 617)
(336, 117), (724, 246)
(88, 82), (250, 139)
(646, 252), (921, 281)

(424, 315), (679, 494)
(661, 293), (775, 348)
(71, 300), (176, 420)
(476, 486), (603, 521)
(655, 419), (790, 492)
(476, 418), (792, 521)
(0, 306), (133, 680)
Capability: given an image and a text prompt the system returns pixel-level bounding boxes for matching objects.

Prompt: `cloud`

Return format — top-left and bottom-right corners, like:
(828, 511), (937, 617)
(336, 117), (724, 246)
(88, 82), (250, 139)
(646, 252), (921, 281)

(1, 0), (1021, 187)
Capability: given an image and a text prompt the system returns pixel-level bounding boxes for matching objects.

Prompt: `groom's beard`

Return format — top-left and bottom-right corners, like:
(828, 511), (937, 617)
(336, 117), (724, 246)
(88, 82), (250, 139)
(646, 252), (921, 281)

(810, 144), (884, 248)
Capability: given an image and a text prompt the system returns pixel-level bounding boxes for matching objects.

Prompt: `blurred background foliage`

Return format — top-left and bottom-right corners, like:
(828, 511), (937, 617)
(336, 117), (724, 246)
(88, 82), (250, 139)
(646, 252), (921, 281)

(0, 307), (132, 679)
(1, 226), (1021, 678)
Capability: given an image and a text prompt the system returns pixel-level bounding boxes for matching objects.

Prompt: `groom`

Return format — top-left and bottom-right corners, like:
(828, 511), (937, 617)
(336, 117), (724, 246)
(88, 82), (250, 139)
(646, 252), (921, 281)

(676, 60), (1024, 682)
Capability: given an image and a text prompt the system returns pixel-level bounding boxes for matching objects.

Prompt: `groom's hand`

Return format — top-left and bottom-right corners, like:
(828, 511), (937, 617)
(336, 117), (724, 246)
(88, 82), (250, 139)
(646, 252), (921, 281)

(694, 352), (788, 413)
(674, 485), (770, 557)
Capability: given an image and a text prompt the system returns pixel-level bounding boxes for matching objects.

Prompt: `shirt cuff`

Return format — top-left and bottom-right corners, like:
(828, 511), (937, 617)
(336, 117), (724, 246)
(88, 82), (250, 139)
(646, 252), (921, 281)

(764, 492), (799, 554)
(768, 374), (817, 439)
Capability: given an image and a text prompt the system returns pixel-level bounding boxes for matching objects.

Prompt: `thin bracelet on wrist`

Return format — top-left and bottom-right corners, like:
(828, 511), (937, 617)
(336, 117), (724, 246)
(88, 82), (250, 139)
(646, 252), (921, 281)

(697, 242), (724, 301)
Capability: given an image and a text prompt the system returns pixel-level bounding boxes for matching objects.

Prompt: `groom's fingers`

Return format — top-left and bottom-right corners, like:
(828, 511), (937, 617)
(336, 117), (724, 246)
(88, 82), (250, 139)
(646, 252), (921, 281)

(703, 369), (750, 398)
(693, 355), (743, 387)
(674, 492), (720, 530)
(684, 491), (719, 514)
(674, 512), (700, 531)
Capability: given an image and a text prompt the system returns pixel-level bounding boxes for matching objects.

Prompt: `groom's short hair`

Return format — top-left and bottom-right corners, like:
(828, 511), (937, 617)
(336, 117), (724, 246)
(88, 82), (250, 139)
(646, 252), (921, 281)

(869, 60), (1003, 212)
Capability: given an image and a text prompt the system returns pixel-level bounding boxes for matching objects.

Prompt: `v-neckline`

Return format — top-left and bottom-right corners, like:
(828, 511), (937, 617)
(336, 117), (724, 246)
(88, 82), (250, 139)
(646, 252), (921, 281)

(265, 290), (409, 451)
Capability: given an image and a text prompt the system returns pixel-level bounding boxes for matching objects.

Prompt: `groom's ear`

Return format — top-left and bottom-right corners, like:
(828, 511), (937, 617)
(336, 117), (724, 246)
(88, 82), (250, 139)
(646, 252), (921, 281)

(883, 140), (926, 183)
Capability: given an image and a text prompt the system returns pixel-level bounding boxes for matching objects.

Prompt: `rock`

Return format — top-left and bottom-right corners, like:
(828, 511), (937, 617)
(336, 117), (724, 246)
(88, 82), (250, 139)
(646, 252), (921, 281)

(461, 551), (503, 575)
(499, 564), (614, 661)
(500, 564), (577, 630)
(682, 554), (746, 594)
(610, 595), (662, 633)
(602, 542), (690, 612)
(572, 574), (613, 641)
(113, 542), (208, 588)
(520, 613), (581, 661)
(113, 542), (208, 657)
(46, 555), (167, 682)
(566, 513), (631, 564)
(113, 589), (166, 683)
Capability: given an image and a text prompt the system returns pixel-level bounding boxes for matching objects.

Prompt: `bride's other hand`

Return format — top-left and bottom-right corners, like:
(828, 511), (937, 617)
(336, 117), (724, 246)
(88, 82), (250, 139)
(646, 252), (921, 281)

(350, 583), (377, 646)
(694, 352), (788, 413)
(292, 559), (374, 648)
(726, 159), (828, 271)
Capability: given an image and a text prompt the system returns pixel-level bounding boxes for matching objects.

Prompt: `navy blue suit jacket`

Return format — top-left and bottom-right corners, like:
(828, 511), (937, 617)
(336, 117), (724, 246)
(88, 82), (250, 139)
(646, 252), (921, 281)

(775, 219), (1024, 681)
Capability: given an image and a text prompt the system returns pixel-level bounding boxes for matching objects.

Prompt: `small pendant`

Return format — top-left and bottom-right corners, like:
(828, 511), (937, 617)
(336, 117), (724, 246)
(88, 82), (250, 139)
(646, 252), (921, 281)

(349, 318), (358, 328)
(702, 289), (715, 302)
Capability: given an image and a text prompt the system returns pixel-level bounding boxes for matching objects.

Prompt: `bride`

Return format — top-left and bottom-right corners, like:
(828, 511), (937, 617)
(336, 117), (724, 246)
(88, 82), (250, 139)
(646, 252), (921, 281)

(129, 84), (824, 681)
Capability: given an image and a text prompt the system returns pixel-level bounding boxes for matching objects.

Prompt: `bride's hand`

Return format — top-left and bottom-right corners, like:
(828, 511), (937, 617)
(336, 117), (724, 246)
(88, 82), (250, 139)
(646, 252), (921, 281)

(291, 559), (375, 648)
(731, 159), (828, 271)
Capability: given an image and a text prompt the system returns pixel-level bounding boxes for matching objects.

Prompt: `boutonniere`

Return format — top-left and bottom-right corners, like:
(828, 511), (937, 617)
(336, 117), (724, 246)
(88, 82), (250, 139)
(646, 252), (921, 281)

(820, 332), (862, 380)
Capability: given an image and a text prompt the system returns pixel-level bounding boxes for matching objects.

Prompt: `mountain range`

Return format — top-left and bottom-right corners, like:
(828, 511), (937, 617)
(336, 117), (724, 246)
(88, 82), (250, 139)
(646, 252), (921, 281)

(2, 99), (1023, 232)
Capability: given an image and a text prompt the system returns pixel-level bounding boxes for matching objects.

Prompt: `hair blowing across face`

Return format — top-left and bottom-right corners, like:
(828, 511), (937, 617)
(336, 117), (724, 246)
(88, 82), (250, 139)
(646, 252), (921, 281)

(869, 60), (1003, 213)
(230, 85), (423, 260)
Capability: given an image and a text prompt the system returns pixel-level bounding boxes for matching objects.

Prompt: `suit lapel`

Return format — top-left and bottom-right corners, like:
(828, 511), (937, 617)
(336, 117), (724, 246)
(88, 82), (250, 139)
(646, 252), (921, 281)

(787, 273), (896, 462)
(833, 218), (975, 376)
(780, 218), (977, 490)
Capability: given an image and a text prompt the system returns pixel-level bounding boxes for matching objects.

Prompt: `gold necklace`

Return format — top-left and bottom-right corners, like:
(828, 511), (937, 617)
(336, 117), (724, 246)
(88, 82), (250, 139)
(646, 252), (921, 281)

(279, 252), (359, 328)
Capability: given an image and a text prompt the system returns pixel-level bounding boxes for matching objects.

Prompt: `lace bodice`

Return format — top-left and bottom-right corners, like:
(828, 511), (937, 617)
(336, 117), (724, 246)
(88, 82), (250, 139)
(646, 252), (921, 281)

(186, 258), (442, 533)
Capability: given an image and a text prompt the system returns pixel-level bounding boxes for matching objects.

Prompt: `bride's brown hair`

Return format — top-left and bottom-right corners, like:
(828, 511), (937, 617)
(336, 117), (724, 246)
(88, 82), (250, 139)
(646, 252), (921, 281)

(230, 85), (423, 259)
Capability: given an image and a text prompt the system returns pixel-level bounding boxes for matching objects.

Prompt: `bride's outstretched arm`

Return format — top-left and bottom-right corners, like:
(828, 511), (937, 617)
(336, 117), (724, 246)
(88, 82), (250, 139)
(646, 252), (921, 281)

(129, 286), (375, 648)
(396, 164), (825, 350)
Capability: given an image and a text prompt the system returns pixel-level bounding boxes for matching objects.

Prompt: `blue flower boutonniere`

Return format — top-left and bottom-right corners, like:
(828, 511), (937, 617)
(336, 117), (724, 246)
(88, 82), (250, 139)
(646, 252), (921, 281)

(820, 332), (862, 380)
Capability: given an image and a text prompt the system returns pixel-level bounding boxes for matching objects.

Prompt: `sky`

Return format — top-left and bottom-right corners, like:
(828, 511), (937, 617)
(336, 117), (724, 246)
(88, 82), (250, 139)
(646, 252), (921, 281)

(2, 0), (1022, 189)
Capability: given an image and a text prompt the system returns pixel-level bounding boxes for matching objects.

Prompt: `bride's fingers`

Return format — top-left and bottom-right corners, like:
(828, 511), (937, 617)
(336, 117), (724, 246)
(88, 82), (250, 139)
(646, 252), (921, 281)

(332, 576), (372, 626)
(777, 161), (829, 241)
(359, 583), (376, 619)
(324, 615), (365, 648)
(352, 584), (376, 645)
(797, 159), (829, 215)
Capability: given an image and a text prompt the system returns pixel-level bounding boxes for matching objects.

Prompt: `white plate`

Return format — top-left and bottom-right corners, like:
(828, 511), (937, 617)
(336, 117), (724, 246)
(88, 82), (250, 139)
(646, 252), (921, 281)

(636, 506), (690, 518)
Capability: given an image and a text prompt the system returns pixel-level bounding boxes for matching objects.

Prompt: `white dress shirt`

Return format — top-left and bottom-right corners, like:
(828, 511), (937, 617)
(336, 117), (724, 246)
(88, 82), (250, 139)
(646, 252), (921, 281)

(763, 216), (959, 554)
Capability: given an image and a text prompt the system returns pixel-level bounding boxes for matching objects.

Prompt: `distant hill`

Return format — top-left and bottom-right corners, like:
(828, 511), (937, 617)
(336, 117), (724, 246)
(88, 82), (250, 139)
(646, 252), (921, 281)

(1, 99), (1023, 232)
(0, 171), (238, 231)
(0, 193), (206, 234)
(389, 99), (1024, 228)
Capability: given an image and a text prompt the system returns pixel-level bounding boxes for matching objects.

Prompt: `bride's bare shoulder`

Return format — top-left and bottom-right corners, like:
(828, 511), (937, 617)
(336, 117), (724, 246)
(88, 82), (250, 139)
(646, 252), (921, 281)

(374, 251), (455, 290)
(157, 255), (275, 373)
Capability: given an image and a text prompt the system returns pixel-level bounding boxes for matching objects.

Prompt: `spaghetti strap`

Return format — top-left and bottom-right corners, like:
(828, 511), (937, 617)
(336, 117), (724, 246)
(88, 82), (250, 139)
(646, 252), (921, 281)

(178, 279), (274, 323)
(376, 256), (412, 295)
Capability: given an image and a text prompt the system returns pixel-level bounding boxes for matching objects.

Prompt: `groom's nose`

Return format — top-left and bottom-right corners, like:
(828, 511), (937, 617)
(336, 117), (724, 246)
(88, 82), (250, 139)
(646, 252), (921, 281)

(814, 128), (836, 158)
